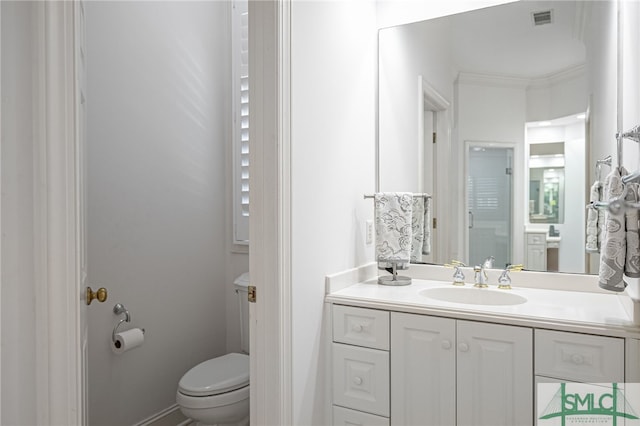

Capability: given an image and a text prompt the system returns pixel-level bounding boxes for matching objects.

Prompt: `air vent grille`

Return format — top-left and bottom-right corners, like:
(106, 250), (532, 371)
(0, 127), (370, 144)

(532, 10), (553, 26)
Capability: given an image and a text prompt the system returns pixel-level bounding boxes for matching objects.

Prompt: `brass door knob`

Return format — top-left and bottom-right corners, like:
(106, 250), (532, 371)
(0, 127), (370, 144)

(86, 286), (108, 305)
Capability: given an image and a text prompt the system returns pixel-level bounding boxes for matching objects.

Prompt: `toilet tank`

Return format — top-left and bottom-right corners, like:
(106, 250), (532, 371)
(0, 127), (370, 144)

(233, 272), (250, 354)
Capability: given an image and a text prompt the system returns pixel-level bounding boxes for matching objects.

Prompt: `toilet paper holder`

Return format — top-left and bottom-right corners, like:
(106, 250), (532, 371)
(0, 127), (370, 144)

(112, 303), (145, 343)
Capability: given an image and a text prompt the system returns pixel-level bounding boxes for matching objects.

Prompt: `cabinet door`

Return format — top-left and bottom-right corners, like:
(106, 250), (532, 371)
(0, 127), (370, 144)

(526, 244), (546, 271)
(457, 320), (533, 426)
(391, 312), (456, 426)
(333, 343), (390, 417)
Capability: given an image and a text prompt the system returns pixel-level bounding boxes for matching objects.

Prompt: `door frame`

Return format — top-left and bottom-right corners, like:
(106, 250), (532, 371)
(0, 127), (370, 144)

(27, 2), (293, 425)
(248, 1), (293, 425)
(32, 2), (84, 425)
(417, 76), (451, 264)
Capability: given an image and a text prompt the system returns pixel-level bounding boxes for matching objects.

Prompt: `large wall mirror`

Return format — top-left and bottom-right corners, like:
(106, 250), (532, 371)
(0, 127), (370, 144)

(378, 0), (619, 274)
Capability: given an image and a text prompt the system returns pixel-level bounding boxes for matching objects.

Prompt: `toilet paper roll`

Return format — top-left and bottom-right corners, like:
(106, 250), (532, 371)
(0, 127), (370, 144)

(112, 328), (144, 354)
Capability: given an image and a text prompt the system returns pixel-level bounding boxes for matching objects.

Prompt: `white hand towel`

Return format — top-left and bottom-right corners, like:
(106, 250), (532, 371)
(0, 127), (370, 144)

(375, 193), (413, 269)
(599, 167), (628, 292)
(585, 181), (601, 253)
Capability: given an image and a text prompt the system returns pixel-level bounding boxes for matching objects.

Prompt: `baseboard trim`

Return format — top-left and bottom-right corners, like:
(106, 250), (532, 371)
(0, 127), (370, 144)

(133, 404), (190, 426)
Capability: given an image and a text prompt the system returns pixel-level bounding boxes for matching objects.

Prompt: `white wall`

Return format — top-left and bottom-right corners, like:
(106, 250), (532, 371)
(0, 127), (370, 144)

(585, 1), (618, 178)
(583, 1), (618, 274)
(526, 71), (587, 122)
(378, 18), (453, 193)
(620, 0), (640, 297)
(85, 2), (247, 424)
(621, 0), (640, 174)
(0, 3), (37, 425)
(291, 1), (377, 424)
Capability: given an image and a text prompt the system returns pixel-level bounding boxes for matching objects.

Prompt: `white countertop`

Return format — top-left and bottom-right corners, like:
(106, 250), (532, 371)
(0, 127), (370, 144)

(326, 278), (640, 338)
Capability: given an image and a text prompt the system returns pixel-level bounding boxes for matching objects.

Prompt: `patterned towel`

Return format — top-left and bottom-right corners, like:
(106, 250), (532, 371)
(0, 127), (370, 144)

(598, 167), (637, 292)
(411, 195), (431, 261)
(625, 183), (640, 278)
(585, 181), (602, 253)
(375, 193), (413, 269)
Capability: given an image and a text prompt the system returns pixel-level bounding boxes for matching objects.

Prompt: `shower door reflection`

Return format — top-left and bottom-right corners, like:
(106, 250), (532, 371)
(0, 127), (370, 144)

(467, 145), (513, 268)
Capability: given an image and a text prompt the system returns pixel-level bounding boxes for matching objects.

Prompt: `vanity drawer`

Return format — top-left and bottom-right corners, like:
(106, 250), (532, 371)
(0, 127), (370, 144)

(333, 406), (389, 426)
(332, 343), (390, 417)
(333, 305), (389, 350)
(535, 330), (624, 382)
(527, 233), (547, 245)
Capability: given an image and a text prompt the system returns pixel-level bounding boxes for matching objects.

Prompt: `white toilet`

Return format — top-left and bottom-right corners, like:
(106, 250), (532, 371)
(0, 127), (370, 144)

(176, 273), (250, 426)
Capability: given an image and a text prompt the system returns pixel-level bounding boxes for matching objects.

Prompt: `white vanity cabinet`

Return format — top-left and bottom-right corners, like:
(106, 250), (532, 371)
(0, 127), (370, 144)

(330, 303), (628, 426)
(391, 312), (532, 426)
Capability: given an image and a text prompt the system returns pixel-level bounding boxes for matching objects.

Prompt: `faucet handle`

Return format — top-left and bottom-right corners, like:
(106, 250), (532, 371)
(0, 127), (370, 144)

(498, 264), (522, 289)
(445, 261), (467, 286)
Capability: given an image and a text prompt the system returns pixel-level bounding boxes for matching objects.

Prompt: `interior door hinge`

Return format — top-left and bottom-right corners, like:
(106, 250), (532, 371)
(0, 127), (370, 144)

(433, 217), (437, 229)
(248, 285), (256, 303)
(433, 132), (437, 144)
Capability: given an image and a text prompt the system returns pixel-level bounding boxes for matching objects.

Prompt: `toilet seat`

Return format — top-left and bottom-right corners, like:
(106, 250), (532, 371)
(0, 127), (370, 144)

(177, 382), (249, 409)
(178, 353), (249, 397)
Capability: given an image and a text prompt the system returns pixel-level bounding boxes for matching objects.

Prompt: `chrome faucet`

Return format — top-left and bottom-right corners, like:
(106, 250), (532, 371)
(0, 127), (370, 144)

(473, 256), (494, 288)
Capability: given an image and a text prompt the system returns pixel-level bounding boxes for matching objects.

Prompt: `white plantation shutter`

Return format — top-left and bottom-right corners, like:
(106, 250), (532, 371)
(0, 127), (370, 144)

(233, 0), (249, 244)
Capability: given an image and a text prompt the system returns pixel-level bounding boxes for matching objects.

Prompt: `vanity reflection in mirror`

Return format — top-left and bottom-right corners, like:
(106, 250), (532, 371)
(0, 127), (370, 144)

(378, 0), (617, 274)
(528, 141), (565, 224)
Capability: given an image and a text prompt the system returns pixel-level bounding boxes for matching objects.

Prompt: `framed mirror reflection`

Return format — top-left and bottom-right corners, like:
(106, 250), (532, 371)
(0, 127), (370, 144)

(378, 1), (618, 274)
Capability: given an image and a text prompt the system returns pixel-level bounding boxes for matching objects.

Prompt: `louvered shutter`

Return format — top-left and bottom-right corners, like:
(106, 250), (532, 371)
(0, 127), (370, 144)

(233, 0), (249, 244)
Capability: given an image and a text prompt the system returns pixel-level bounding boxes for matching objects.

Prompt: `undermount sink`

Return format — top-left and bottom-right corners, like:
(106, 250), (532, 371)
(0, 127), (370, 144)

(420, 287), (527, 306)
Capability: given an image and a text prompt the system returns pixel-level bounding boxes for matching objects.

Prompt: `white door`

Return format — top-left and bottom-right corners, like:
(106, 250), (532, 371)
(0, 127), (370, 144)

(456, 320), (533, 426)
(391, 312), (456, 425)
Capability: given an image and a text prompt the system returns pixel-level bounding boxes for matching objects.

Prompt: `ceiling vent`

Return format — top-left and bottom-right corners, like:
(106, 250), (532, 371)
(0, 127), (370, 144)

(532, 9), (553, 26)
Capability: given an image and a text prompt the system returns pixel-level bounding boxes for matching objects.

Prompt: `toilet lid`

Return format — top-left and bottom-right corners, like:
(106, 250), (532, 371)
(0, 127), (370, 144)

(179, 353), (249, 397)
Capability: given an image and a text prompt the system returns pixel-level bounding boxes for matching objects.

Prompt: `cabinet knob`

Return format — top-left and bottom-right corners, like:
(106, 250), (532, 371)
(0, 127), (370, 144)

(441, 340), (452, 350)
(352, 324), (363, 333)
(571, 354), (584, 365)
(353, 376), (363, 385)
(458, 342), (469, 352)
